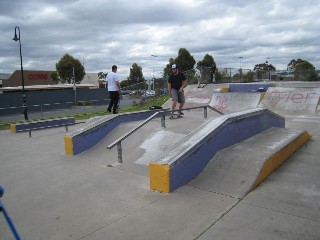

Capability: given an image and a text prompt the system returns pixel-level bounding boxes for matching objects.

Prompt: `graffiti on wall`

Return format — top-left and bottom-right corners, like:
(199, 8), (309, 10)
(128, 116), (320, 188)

(265, 91), (319, 108)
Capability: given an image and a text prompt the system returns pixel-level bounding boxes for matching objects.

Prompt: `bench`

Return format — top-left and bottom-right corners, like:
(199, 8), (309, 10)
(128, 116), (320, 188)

(10, 117), (75, 137)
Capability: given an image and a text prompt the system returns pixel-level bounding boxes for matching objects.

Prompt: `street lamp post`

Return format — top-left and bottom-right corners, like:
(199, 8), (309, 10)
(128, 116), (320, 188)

(72, 67), (77, 103)
(266, 57), (271, 81)
(238, 56), (243, 69)
(13, 26), (28, 120)
(151, 54), (157, 90)
(238, 56), (243, 81)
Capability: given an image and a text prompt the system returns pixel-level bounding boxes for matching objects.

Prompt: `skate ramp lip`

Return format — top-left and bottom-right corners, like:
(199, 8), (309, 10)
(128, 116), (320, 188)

(258, 87), (320, 116)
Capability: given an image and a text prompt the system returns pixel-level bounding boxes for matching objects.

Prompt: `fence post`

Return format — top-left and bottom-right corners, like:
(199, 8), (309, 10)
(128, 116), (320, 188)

(40, 104), (44, 119)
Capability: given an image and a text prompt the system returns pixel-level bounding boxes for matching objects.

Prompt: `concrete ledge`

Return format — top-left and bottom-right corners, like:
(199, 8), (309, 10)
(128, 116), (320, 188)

(10, 117), (75, 133)
(189, 127), (311, 198)
(247, 130), (311, 195)
(64, 110), (164, 156)
(149, 108), (285, 193)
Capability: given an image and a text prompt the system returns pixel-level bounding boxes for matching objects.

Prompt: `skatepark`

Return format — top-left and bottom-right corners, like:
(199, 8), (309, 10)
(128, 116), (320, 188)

(1, 81), (320, 239)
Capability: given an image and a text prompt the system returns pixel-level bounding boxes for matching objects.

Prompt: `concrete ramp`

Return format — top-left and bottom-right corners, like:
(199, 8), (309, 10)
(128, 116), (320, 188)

(189, 127), (310, 198)
(258, 87), (320, 116)
(209, 92), (263, 114)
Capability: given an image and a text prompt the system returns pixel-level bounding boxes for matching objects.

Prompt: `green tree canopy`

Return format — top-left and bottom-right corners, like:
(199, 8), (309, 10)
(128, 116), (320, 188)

(175, 48), (196, 72)
(163, 48), (196, 76)
(98, 72), (106, 80)
(253, 63), (276, 71)
(127, 63), (144, 84)
(197, 54), (216, 67)
(163, 58), (175, 78)
(55, 53), (85, 84)
(287, 58), (305, 71)
(293, 60), (318, 81)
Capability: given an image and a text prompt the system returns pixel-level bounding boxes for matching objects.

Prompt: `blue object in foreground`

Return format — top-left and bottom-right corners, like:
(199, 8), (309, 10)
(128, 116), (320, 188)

(0, 186), (21, 240)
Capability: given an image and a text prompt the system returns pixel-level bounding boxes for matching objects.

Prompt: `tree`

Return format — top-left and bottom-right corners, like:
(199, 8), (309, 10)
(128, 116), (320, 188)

(287, 59), (318, 81)
(253, 63), (276, 72)
(293, 60), (318, 81)
(197, 54), (217, 83)
(127, 63), (144, 84)
(197, 54), (216, 68)
(98, 72), (106, 80)
(163, 48), (196, 77)
(287, 58), (305, 71)
(254, 62), (276, 80)
(163, 58), (175, 78)
(55, 54), (85, 84)
(175, 48), (196, 72)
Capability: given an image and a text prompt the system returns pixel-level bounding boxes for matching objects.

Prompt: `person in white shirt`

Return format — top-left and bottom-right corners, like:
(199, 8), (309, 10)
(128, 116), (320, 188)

(195, 66), (202, 88)
(106, 65), (122, 114)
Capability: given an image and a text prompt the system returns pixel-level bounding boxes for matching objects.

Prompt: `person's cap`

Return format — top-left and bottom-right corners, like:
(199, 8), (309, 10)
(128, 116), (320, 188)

(172, 64), (177, 69)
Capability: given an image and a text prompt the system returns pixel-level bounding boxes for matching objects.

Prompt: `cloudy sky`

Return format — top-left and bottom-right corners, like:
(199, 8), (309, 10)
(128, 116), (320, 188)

(1, 0), (319, 79)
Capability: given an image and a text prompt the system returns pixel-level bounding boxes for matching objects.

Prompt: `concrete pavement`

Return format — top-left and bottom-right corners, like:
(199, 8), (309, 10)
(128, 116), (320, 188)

(1, 82), (320, 240)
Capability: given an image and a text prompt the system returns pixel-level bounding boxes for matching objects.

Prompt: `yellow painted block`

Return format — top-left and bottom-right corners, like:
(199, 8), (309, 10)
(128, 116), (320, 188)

(10, 124), (17, 133)
(64, 136), (74, 156)
(248, 131), (310, 194)
(220, 87), (229, 92)
(149, 162), (170, 193)
(259, 92), (266, 103)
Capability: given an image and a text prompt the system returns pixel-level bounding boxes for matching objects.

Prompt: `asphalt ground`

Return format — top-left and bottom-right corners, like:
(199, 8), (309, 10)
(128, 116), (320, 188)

(0, 83), (319, 240)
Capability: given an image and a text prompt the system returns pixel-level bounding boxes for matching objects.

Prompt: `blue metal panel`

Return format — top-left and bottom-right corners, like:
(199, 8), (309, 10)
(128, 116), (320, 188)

(73, 120), (119, 155)
(229, 83), (272, 92)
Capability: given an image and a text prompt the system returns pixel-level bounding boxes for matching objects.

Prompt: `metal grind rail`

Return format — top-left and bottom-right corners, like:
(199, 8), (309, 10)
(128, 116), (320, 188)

(107, 105), (223, 163)
(107, 111), (165, 163)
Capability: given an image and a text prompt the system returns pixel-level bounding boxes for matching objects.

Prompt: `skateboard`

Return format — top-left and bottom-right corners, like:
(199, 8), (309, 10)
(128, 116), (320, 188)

(169, 113), (183, 119)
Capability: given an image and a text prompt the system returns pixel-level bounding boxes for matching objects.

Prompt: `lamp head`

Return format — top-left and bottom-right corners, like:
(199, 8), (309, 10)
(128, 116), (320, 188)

(13, 26), (19, 41)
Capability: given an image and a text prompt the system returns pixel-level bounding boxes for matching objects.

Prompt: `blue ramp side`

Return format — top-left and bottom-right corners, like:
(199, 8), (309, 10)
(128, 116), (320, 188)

(66, 111), (160, 155)
(169, 109), (284, 192)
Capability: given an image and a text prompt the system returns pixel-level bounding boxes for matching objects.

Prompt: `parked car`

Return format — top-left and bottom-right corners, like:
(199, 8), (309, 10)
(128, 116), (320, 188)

(121, 89), (132, 95)
(145, 90), (155, 97)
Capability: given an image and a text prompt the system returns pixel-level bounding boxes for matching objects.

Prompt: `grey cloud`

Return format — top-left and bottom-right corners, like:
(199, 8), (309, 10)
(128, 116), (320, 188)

(1, 0), (319, 77)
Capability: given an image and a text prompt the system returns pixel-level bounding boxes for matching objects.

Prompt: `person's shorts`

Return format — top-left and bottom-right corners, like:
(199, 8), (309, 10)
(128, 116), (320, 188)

(171, 88), (185, 103)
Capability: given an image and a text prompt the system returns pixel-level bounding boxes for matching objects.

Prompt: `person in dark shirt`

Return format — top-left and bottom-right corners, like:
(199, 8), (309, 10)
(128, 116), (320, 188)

(168, 64), (187, 117)
(211, 64), (216, 83)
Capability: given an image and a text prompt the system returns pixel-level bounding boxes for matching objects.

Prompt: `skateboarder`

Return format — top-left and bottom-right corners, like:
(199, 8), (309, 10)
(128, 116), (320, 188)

(195, 66), (202, 88)
(211, 64), (217, 83)
(168, 64), (187, 119)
